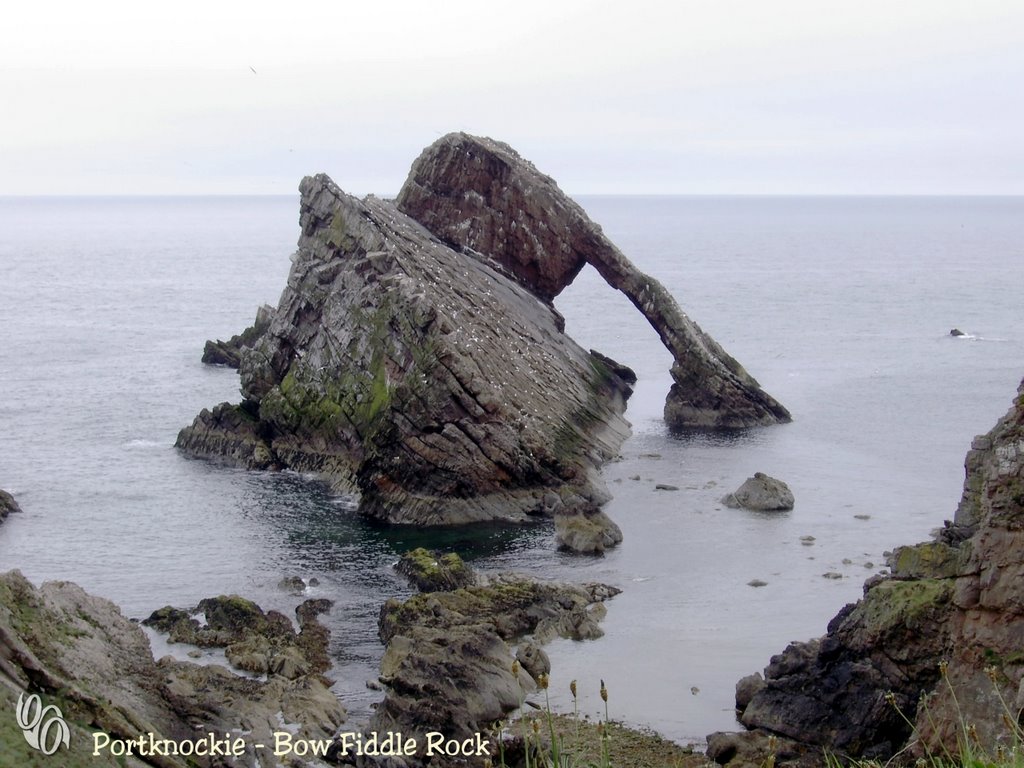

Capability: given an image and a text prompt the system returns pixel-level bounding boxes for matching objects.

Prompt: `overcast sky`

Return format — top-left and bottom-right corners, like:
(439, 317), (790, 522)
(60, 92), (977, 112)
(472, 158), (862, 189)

(2, 0), (1022, 195)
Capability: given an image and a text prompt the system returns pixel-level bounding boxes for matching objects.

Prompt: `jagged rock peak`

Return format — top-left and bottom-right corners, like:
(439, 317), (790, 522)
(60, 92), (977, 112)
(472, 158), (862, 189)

(398, 132), (791, 429)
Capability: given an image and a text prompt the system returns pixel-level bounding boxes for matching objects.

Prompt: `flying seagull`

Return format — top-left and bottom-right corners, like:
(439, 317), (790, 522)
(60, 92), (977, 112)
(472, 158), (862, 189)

(249, 66), (257, 75)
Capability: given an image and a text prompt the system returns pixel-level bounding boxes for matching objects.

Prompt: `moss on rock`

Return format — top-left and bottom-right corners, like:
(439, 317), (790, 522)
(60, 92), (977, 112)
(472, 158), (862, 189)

(395, 547), (476, 592)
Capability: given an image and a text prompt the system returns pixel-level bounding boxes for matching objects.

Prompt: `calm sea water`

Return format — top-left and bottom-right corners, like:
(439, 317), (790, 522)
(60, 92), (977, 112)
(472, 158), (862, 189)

(1, 195), (1022, 744)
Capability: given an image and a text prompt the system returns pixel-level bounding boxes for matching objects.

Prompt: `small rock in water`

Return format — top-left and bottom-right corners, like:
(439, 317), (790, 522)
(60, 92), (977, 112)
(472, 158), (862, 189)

(950, 328), (965, 337)
(722, 472), (794, 511)
(639, 453), (662, 459)
(823, 572), (843, 580)
(854, 514), (871, 520)
(748, 579), (768, 588)
(630, 475), (641, 481)
(842, 558), (853, 565)
(655, 484), (679, 491)
(278, 576), (306, 593)
(864, 562), (875, 569)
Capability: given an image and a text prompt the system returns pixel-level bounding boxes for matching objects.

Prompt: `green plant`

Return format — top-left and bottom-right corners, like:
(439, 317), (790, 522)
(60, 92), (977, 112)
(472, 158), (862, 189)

(827, 661), (1024, 768)
(494, 669), (614, 768)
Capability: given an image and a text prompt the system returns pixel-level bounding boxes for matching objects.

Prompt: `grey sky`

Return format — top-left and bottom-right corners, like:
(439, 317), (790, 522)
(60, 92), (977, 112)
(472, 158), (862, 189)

(2, 0), (1022, 195)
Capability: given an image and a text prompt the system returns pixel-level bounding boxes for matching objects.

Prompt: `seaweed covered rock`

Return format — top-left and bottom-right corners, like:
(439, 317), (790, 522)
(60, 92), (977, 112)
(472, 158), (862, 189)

(143, 593), (334, 679)
(710, 377), (1024, 764)
(394, 547), (476, 592)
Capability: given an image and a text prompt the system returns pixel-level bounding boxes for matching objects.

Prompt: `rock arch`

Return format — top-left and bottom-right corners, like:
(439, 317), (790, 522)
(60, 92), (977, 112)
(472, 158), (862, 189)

(397, 133), (791, 429)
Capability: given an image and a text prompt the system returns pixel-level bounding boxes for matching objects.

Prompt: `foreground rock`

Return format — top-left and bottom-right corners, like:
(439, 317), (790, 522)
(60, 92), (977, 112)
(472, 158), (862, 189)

(368, 569), (619, 766)
(0, 488), (21, 523)
(0, 571), (344, 767)
(397, 133), (791, 430)
(709, 376), (1024, 764)
(180, 133), (789, 548)
(722, 472), (794, 511)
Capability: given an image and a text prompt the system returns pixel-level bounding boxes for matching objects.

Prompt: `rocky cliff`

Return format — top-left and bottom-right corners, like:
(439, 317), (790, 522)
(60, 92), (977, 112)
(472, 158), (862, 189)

(709, 377), (1024, 765)
(0, 571), (344, 767)
(178, 134), (788, 545)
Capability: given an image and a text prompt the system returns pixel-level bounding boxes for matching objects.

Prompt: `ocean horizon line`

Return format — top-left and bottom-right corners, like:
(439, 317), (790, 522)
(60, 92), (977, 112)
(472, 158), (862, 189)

(2, 192), (1023, 201)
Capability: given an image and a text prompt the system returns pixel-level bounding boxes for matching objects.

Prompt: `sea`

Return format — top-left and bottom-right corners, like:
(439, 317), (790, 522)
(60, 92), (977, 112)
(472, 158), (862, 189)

(1, 194), (1022, 746)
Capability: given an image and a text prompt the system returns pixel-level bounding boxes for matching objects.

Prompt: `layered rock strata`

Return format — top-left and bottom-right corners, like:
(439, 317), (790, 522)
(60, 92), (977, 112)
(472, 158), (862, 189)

(709, 377), (1024, 765)
(201, 304), (273, 368)
(396, 133), (791, 430)
(369, 562), (619, 766)
(178, 172), (633, 543)
(0, 571), (345, 768)
(180, 134), (789, 542)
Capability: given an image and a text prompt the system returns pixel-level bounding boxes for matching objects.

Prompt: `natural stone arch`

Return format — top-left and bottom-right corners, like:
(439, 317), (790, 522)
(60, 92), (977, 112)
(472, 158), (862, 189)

(396, 132), (791, 429)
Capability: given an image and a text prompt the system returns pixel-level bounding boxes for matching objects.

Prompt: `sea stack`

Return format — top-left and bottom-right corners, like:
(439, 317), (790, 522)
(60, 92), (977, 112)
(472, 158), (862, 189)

(177, 133), (789, 546)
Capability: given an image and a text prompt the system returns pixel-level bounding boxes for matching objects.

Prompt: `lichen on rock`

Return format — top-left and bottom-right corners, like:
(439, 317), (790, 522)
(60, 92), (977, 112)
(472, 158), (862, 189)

(394, 547), (476, 592)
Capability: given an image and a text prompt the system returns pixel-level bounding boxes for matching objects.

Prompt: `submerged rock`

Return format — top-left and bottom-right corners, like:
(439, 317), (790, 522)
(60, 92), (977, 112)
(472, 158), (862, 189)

(711, 376), (1024, 764)
(722, 472), (794, 511)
